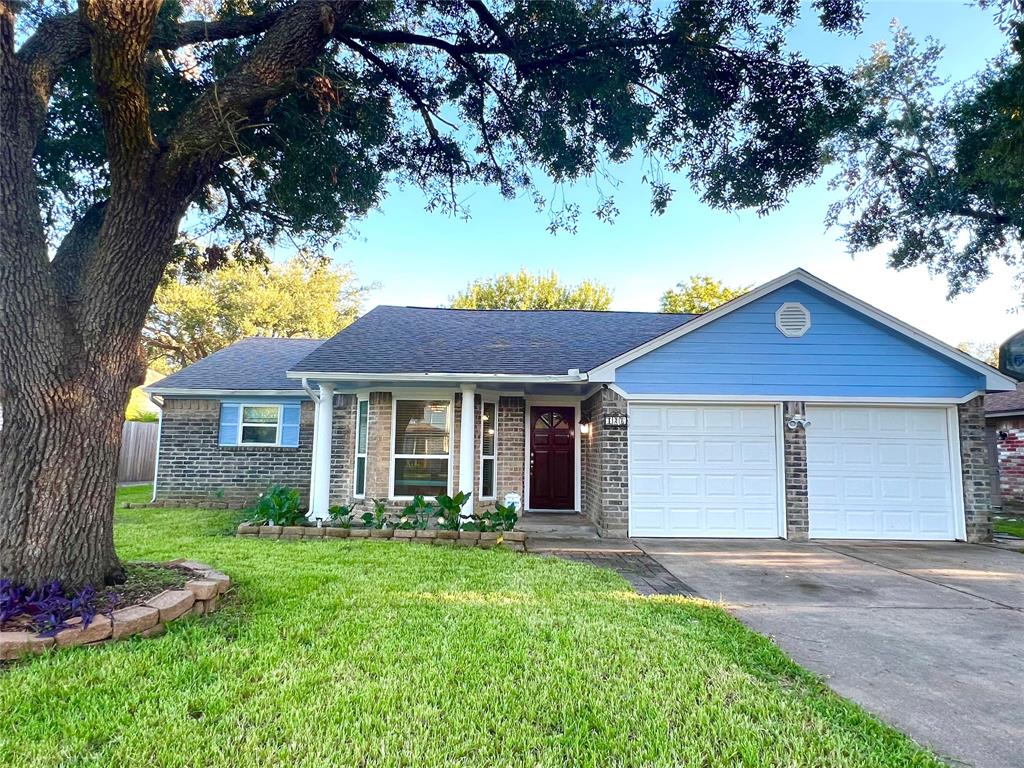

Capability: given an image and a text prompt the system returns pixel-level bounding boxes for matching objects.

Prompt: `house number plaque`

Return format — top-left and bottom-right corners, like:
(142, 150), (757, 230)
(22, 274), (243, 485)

(603, 414), (628, 428)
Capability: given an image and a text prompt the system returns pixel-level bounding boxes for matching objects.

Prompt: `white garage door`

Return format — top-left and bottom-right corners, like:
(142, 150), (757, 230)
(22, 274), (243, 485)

(806, 406), (959, 540)
(628, 405), (781, 537)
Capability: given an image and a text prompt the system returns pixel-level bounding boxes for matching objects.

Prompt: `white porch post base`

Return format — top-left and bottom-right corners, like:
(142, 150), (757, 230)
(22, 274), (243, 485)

(458, 384), (476, 519)
(308, 382), (334, 523)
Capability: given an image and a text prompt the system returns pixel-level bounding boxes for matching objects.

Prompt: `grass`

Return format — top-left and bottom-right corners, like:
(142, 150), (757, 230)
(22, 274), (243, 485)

(0, 487), (941, 768)
(993, 514), (1024, 539)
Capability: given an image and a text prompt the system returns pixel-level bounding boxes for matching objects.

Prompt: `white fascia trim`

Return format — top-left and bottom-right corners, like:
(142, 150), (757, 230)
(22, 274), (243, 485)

(145, 387), (309, 397)
(619, 391), (986, 405)
(286, 371), (587, 383)
(587, 268), (1018, 392)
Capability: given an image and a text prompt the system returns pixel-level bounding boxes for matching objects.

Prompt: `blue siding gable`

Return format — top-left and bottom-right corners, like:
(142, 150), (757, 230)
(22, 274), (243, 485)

(615, 281), (984, 398)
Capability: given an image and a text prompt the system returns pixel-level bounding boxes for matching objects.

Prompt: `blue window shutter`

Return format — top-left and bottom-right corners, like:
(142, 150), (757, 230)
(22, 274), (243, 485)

(280, 403), (301, 447)
(218, 403), (240, 446)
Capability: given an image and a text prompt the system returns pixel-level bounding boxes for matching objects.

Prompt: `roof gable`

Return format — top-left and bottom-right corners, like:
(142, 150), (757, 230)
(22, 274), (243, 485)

(590, 269), (1016, 393)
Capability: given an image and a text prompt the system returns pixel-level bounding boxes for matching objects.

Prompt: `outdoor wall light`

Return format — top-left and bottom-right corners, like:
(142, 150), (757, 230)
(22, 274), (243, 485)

(786, 415), (811, 430)
(579, 422), (591, 435)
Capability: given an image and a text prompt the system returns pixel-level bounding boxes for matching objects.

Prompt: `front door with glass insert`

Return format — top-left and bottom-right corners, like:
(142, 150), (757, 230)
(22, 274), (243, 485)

(529, 406), (575, 510)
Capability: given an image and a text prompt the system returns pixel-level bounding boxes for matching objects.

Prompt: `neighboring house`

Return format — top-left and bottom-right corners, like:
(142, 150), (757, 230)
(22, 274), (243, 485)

(146, 269), (1016, 542)
(985, 382), (1024, 508)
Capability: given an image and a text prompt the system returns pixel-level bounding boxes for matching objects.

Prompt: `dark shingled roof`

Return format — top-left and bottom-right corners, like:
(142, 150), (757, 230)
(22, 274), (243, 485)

(986, 382), (1024, 416)
(150, 338), (325, 392)
(292, 306), (696, 375)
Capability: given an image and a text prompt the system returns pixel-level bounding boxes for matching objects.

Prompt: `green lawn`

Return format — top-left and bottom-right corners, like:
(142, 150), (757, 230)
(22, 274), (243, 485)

(0, 487), (940, 767)
(994, 515), (1024, 539)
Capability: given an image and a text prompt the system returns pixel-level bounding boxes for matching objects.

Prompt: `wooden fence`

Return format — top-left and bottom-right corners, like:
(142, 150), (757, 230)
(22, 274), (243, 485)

(118, 421), (158, 483)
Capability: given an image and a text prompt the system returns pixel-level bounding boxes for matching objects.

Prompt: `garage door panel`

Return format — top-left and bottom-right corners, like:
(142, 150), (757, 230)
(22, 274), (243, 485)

(807, 406), (958, 541)
(630, 439), (663, 464)
(666, 440), (699, 464)
(628, 405), (781, 538)
(667, 474), (699, 497)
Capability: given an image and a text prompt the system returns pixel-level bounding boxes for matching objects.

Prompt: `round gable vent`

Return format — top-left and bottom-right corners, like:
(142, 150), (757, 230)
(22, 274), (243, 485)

(775, 302), (811, 337)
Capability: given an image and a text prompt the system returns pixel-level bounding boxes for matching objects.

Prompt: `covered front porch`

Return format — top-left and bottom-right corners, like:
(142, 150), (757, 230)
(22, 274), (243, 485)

(298, 376), (620, 530)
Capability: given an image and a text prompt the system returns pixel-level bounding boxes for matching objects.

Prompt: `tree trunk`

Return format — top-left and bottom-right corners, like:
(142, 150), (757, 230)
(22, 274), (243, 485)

(0, 354), (141, 588)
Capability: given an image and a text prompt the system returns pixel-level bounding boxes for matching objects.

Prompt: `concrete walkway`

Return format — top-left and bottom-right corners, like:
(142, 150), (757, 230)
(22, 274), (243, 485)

(639, 539), (1024, 768)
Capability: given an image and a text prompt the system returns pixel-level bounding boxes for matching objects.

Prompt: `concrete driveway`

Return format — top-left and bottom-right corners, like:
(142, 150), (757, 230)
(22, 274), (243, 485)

(639, 539), (1024, 768)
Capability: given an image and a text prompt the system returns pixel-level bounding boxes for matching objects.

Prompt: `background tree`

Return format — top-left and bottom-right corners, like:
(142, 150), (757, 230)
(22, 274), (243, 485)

(1, 0), (864, 587)
(145, 256), (366, 372)
(450, 269), (612, 310)
(957, 341), (1000, 367)
(660, 275), (750, 314)
(827, 14), (1023, 303)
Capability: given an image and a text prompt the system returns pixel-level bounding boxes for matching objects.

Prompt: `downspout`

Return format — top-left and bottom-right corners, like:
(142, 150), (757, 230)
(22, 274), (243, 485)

(146, 393), (165, 504)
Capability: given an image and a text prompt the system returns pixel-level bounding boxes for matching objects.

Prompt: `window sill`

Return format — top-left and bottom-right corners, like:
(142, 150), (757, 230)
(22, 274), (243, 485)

(221, 445), (299, 452)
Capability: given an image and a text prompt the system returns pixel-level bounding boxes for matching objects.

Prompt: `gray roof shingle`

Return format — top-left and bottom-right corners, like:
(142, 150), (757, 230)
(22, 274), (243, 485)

(292, 306), (696, 375)
(986, 382), (1024, 416)
(150, 338), (325, 392)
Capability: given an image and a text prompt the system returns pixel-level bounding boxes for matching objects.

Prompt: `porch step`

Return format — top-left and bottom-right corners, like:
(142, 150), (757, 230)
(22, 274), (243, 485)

(517, 513), (601, 540)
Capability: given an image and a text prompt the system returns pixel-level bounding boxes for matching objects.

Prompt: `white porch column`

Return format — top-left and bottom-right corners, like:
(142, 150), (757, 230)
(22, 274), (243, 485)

(458, 384), (476, 517)
(309, 382), (334, 523)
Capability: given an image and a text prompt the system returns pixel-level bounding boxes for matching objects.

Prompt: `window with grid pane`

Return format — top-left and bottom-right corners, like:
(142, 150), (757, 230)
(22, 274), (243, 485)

(392, 399), (450, 497)
(354, 399), (368, 497)
(480, 401), (497, 498)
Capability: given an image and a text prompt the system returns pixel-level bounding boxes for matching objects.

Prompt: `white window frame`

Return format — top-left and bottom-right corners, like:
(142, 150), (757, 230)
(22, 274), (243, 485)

(353, 396), (369, 498)
(238, 403), (283, 446)
(480, 398), (497, 499)
(388, 393), (454, 500)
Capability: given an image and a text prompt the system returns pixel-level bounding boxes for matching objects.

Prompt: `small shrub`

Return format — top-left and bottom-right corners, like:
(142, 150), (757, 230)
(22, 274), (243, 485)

(434, 492), (471, 530)
(396, 496), (432, 530)
(361, 498), (392, 529)
(482, 500), (519, 532)
(329, 503), (358, 528)
(245, 484), (303, 526)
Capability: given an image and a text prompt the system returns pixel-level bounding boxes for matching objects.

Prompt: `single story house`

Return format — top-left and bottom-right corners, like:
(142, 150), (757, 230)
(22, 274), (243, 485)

(986, 382), (1024, 508)
(146, 269), (1016, 542)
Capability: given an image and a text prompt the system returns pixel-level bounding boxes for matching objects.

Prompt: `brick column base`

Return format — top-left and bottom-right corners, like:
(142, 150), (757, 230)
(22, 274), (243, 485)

(958, 396), (993, 542)
(782, 401), (809, 541)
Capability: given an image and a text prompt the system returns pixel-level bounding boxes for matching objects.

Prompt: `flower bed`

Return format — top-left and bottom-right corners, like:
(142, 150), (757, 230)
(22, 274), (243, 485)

(0, 560), (230, 662)
(236, 523), (528, 551)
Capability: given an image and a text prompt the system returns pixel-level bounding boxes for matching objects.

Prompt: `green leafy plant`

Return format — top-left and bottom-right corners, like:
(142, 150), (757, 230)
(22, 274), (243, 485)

(360, 498), (392, 529)
(481, 501), (519, 532)
(396, 496), (432, 530)
(434, 492), (471, 530)
(245, 484), (303, 526)
(329, 503), (357, 528)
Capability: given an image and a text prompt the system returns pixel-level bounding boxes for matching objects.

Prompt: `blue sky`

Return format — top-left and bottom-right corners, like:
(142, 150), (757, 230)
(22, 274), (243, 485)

(324, 2), (1018, 348)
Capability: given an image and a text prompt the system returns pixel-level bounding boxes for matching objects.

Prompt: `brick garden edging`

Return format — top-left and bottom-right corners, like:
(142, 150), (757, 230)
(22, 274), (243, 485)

(0, 561), (231, 662)
(237, 523), (527, 551)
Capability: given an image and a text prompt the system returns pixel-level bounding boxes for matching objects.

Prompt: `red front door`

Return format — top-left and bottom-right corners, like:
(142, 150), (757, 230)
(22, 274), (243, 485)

(529, 406), (575, 510)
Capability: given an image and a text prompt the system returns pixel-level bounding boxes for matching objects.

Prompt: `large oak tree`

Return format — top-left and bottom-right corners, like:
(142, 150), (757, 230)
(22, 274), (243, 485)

(0, 0), (862, 587)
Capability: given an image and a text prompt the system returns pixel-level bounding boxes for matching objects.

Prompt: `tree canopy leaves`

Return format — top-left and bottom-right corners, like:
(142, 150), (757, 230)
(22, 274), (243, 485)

(449, 269), (612, 310)
(660, 274), (750, 314)
(144, 255), (367, 371)
(827, 17), (1023, 302)
(24, 0), (865, 263)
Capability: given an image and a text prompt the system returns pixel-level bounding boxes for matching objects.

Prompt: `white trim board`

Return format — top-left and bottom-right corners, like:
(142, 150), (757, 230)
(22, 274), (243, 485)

(616, 391), (987, 405)
(587, 268), (1017, 392)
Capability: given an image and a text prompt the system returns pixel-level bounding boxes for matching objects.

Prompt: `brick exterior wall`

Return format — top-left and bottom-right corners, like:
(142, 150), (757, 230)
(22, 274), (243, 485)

(992, 416), (1024, 507)
(496, 396), (525, 506)
(958, 396), (993, 541)
(328, 394), (357, 507)
(581, 388), (629, 537)
(365, 392), (393, 500)
(782, 401), (809, 541)
(154, 399), (315, 508)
